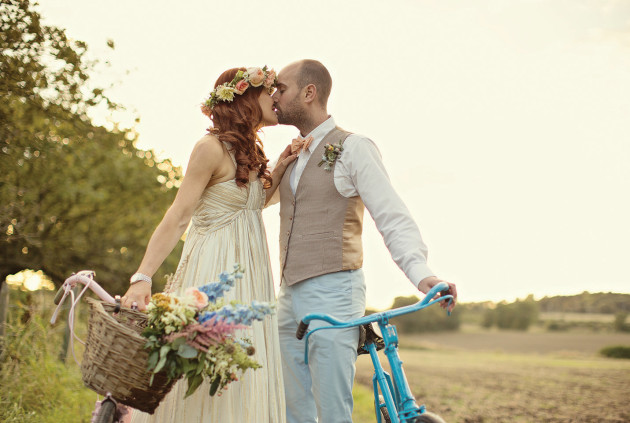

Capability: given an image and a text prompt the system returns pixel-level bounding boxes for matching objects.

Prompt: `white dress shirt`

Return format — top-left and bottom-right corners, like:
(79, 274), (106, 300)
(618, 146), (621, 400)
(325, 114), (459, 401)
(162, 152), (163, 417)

(287, 116), (435, 289)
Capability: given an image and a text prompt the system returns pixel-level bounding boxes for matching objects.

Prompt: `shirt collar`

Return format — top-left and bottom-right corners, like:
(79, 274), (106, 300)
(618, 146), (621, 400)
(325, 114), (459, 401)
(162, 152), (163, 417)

(303, 116), (336, 153)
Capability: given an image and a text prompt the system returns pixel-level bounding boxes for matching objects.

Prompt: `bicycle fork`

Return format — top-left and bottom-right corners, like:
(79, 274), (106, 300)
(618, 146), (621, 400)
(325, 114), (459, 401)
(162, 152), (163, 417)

(367, 323), (426, 423)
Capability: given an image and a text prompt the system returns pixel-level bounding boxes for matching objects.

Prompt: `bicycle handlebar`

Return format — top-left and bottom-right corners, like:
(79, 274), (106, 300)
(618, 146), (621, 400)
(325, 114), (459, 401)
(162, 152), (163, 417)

(296, 281), (453, 340)
(50, 271), (118, 325)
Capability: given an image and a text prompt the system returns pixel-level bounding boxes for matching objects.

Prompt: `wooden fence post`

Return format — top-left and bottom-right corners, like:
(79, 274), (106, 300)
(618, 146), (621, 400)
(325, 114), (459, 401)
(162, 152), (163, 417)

(0, 280), (9, 356)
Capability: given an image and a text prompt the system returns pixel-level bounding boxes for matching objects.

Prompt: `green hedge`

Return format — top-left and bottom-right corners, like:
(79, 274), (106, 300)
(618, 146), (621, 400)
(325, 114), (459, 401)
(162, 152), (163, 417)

(599, 345), (630, 359)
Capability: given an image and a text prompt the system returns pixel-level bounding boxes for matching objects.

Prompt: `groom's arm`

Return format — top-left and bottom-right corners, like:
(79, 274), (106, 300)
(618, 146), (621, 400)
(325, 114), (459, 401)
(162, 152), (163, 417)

(335, 135), (436, 289)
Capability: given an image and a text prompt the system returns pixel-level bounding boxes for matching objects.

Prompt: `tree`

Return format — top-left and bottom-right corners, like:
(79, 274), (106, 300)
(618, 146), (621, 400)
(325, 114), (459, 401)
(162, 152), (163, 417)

(491, 295), (539, 331)
(0, 0), (183, 294)
(389, 296), (460, 333)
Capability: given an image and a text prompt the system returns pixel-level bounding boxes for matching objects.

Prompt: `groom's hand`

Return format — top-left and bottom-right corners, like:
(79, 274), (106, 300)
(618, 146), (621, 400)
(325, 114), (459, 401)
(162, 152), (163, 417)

(418, 276), (457, 312)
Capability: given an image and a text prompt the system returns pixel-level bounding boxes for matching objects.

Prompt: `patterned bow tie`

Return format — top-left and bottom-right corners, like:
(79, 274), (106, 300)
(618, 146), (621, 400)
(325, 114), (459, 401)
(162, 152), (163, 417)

(291, 135), (313, 155)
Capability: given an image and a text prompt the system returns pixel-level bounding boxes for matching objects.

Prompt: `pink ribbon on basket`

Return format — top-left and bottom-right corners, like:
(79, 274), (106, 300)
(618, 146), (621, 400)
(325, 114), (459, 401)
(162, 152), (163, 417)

(50, 271), (103, 367)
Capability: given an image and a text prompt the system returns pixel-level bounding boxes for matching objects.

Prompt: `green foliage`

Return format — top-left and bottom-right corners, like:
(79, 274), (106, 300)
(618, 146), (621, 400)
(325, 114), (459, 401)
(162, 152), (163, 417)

(538, 291), (630, 314)
(389, 296), (460, 333)
(0, 289), (94, 422)
(613, 313), (630, 332)
(599, 345), (630, 359)
(484, 295), (539, 331)
(0, 0), (183, 293)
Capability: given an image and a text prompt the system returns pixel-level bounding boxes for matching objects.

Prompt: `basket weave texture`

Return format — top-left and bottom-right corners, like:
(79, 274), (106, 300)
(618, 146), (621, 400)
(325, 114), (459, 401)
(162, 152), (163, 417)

(81, 298), (179, 414)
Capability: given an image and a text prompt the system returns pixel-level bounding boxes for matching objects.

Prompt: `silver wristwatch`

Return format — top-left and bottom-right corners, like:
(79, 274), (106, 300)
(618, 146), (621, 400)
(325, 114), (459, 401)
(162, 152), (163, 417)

(130, 272), (152, 286)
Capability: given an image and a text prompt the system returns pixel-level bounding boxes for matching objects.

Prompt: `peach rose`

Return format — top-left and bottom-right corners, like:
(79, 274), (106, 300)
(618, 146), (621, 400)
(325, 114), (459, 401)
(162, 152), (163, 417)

(246, 67), (265, 87)
(185, 287), (209, 310)
(234, 80), (249, 95)
(263, 70), (276, 88)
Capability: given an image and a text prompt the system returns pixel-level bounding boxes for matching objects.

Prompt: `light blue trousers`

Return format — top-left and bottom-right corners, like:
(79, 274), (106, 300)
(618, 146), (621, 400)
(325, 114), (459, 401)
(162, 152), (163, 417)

(278, 269), (366, 423)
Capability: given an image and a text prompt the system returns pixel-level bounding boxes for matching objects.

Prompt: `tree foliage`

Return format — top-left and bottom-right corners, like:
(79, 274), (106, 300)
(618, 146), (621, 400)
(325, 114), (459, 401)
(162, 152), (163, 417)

(538, 291), (630, 314)
(0, 0), (183, 293)
(388, 296), (460, 333)
(482, 295), (539, 331)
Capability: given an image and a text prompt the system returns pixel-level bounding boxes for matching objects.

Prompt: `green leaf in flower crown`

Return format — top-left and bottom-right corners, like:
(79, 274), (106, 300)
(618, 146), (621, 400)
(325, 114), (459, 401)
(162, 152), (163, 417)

(209, 376), (222, 396)
(185, 374), (204, 397)
(177, 343), (198, 359)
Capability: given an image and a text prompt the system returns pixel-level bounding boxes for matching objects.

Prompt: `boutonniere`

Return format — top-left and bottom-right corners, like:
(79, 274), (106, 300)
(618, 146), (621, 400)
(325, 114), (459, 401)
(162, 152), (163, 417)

(317, 139), (345, 171)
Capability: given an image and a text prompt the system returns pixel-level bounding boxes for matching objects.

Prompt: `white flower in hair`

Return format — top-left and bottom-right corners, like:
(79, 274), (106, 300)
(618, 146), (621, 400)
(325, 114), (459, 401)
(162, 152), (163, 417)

(216, 85), (235, 102)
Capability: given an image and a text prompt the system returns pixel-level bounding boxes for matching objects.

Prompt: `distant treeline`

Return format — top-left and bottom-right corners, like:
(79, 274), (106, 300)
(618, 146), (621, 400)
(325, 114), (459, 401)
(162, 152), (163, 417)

(537, 292), (630, 314)
(368, 292), (630, 334)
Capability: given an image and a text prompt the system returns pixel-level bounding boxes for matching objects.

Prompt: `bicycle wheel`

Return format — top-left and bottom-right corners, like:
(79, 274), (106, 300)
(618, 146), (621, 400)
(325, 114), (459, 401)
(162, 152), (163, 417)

(413, 411), (447, 423)
(94, 399), (116, 423)
(378, 395), (392, 423)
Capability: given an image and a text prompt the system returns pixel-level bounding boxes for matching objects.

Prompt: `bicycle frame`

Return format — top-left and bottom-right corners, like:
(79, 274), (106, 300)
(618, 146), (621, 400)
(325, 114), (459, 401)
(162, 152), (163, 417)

(297, 282), (453, 423)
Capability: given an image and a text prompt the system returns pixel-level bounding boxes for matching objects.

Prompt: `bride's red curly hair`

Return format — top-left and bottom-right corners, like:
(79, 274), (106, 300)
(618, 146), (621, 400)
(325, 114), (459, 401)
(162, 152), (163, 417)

(203, 67), (272, 189)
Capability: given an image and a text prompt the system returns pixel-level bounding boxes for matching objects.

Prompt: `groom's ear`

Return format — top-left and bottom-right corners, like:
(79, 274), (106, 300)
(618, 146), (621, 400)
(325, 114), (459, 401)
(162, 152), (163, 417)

(303, 84), (317, 104)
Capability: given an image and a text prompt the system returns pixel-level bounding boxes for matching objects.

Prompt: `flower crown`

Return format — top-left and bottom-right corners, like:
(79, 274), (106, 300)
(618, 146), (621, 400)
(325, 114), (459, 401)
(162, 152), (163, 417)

(202, 66), (277, 114)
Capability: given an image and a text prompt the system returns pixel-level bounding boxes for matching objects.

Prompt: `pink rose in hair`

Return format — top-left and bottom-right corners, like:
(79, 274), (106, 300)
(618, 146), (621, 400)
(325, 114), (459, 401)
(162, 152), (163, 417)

(246, 67), (265, 87)
(185, 287), (209, 310)
(201, 104), (212, 117)
(234, 80), (249, 95)
(264, 70), (276, 88)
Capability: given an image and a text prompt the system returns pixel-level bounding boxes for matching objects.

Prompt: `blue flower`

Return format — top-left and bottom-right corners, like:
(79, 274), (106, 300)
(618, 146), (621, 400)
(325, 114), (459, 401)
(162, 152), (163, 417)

(198, 282), (228, 303)
(216, 302), (274, 326)
(198, 311), (217, 324)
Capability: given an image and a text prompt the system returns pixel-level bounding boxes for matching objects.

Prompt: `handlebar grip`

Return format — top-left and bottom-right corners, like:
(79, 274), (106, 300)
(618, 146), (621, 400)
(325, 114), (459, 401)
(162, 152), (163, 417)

(296, 320), (309, 340)
(53, 286), (65, 305)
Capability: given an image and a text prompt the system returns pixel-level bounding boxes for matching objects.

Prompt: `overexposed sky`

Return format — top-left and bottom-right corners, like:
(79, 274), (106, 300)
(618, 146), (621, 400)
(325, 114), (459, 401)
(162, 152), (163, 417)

(37, 0), (630, 309)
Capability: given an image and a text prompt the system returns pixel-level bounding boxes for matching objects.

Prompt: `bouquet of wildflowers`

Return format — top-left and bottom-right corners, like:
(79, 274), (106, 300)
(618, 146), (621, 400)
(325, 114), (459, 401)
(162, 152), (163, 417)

(142, 265), (274, 397)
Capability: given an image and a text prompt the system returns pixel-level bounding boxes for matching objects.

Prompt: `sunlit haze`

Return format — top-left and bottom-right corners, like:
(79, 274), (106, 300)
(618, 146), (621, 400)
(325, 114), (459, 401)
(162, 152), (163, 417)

(36, 0), (630, 309)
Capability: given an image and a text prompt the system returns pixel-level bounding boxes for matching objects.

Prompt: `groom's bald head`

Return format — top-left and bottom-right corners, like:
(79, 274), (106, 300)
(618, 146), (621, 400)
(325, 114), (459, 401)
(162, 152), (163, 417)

(274, 60), (332, 132)
(289, 59), (332, 107)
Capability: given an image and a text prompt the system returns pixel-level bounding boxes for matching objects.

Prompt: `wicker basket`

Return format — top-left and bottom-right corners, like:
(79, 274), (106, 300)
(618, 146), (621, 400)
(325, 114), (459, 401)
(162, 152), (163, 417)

(81, 298), (179, 414)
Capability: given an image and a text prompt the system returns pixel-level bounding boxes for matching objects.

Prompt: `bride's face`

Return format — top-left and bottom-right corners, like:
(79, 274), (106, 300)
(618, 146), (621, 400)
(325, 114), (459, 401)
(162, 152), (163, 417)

(258, 91), (278, 127)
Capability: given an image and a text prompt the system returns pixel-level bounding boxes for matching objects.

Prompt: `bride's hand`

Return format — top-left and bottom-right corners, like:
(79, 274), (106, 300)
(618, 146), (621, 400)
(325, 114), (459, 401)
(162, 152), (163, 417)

(274, 144), (297, 173)
(121, 281), (151, 311)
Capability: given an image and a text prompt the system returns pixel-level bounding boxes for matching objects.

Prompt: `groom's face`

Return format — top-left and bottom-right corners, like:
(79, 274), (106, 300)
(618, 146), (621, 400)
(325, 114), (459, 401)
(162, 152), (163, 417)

(273, 65), (305, 126)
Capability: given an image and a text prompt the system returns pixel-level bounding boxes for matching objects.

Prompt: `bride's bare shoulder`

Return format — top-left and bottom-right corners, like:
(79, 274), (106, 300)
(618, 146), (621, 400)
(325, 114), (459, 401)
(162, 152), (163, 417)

(190, 133), (226, 161)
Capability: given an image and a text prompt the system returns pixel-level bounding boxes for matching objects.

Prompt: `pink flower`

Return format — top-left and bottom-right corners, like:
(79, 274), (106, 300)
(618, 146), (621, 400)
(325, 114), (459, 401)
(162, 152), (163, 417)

(234, 80), (249, 95)
(200, 104), (212, 117)
(185, 287), (209, 310)
(263, 70), (276, 88)
(246, 67), (265, 87)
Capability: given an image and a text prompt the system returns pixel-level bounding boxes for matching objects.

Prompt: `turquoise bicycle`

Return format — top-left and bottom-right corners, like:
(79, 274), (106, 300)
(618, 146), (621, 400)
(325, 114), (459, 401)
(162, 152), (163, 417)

(296, 282), (453, 423)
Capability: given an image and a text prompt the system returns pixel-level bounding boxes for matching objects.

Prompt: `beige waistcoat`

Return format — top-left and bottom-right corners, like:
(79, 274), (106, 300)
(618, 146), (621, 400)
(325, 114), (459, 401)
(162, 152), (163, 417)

(279, 127), (365, 286)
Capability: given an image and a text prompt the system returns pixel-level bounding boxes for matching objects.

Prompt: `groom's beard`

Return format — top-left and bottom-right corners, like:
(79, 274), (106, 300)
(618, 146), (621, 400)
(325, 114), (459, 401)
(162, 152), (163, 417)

(276, 97), (308, 130)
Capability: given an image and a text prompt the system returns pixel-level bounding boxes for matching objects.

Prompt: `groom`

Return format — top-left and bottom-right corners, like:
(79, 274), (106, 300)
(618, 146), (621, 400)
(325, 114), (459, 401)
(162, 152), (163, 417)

(272, 59), (457, 423)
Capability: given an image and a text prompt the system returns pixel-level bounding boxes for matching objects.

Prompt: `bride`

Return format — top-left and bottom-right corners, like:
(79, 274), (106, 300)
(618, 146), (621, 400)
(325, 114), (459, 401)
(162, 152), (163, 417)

(122, 66), (294, 422)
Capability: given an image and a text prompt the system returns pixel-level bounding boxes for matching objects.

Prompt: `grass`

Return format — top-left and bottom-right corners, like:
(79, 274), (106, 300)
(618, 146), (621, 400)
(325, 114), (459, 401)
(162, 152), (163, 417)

(352, 331), (630, 423)
(0, 289), (95, 423)
(3, 289), (630, 422)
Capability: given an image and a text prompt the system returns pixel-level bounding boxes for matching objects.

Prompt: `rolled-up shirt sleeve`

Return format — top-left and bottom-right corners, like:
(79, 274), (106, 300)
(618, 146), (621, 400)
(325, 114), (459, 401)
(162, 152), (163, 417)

(334, 135), (435, 288)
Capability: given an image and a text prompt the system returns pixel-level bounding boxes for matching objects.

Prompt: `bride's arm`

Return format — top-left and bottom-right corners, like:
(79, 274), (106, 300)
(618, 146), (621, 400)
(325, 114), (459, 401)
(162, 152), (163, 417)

(264, 144), (296, 206)
(121, 136), (224, 310)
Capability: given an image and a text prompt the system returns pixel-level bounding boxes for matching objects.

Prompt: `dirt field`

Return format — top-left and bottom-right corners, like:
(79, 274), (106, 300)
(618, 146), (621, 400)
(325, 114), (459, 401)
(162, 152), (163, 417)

(353, 330), (630, 422)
